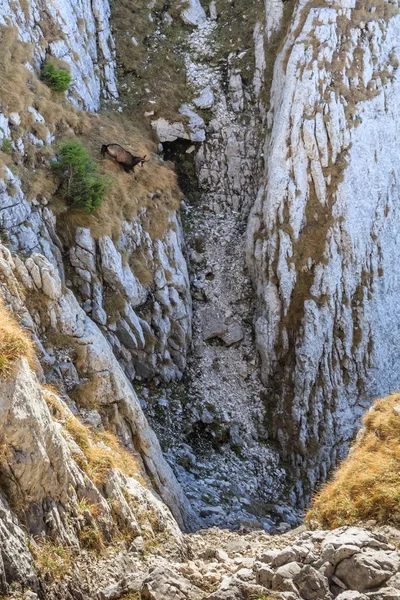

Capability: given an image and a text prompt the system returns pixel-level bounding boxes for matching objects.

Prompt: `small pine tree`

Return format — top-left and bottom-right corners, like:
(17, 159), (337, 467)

(53, 141), (107, 214)
(42, 62), (72, 92)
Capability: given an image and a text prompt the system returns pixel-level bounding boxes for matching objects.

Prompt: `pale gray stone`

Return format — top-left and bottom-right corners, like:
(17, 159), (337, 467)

(180, 0), (207, 26)
(335, 550), (399, 592)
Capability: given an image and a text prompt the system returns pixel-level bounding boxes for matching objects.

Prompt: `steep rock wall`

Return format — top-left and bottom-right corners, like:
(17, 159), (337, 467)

(247, 0), (400, 501)
(0, 0), (196, 537)
(0, 0), (118, 110)
(0, 244), (196, 530)
(143, 0), (302, 529)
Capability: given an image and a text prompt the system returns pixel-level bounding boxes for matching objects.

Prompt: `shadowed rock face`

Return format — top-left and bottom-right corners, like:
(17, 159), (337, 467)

(246, 0), (400, 501)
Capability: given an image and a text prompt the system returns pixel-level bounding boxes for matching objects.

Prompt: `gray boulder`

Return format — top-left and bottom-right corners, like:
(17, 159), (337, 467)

(141, 566), (204, 600)
(272, 562), (302, 593)
(293, 565), (332, 600)
(335, 550), (400, 592)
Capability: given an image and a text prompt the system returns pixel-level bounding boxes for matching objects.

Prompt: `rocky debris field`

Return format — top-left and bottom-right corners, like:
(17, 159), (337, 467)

(24, 525), (400, 600)
(142, 206), (297, 531)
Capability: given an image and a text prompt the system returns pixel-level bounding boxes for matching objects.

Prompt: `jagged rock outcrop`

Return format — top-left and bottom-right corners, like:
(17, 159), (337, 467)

(0, 243), (196, 531)
(246, 0), (400, 500)
(68, 216), (192, 383)
(0, 492), (38, 594)
(0, 362), (186, 594)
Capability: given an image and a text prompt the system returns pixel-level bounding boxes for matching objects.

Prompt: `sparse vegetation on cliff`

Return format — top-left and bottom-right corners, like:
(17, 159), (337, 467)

(0, 26), (181, 242)
(53, 140), (107, 213)
(307, 394), (400, 528)
(30, 540), (73, 580)
(42, 61), (72, 92)
(111, 0), (189, 120)
(43, 388), (145, 485)
(0, 299), (34, 379)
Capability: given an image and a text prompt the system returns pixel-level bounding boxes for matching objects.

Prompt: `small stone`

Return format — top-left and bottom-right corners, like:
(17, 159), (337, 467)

(8, 112), (21, 126)
(235, 568), (253, 582)
(272, 547), (299, 568)
(293, 565), (331, 600)
(335, 550), (399, 592)
(259, 549), (280, 564)
(272, 562), (302, 592)
(215, 549), (229, 563)
(220, 322), (244, 346)
(193, 85), (214, 109)
(256, 565), (274, 587)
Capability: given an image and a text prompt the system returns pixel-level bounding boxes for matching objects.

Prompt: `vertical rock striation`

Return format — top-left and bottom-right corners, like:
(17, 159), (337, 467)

(247, 0), (400, 501)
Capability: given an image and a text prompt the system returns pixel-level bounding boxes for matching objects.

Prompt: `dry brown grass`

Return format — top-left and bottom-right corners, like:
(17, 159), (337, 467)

(57, 111), (181, 242)
(307, 394), (400, 528)
(30, 539), (73, 580)
(43, 388), (146, 486)
(0, 298), (35, 379)
(0, 26), (181, 243)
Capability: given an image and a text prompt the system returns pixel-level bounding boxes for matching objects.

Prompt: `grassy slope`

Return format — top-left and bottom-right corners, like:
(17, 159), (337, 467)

(307, 394), (400, 528)
(0, 26), (181, 244)
(0, 298), (35, 378)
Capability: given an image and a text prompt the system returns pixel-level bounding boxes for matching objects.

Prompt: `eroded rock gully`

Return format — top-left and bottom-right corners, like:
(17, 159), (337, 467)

(0, 0), (400, 596)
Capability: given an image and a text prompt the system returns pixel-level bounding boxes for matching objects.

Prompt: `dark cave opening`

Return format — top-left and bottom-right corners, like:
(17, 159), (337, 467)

(162, 139), (201, 203)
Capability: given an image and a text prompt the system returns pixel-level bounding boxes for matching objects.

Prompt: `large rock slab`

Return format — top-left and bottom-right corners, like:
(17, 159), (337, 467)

(335, 550), (400, 592)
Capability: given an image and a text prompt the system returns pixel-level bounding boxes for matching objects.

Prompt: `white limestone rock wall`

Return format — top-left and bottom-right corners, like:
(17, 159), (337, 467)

(0, 338), (186, 591)
(189, 0), (285, 215)
(0, 492), (38, 594)
(0, 0), (118, 110)
(0, 143), (191, 384)
(68, 215), (192, 383)
(0, 358), (113, 542)
(0, 244), (197, 532)
(246, 0), (400, 501)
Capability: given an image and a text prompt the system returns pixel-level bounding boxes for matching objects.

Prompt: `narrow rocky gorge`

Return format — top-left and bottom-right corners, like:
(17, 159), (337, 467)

(0, 0), (400, 597)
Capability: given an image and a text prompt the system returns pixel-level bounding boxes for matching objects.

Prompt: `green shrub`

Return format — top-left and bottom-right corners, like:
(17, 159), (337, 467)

(53, 141), (107, 213)
(1, 138), (12, 154)
(42, 62), (72, 92)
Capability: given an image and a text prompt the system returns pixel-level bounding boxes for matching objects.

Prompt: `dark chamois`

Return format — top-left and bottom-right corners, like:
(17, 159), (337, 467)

(101, 143), (149, 173)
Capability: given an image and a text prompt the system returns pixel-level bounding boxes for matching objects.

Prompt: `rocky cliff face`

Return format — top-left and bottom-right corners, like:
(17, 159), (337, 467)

(246, 0), (400, 502)
(1, 0), (400, 595)
(0, 0), (118, 110)
(0, 0), (198, 591)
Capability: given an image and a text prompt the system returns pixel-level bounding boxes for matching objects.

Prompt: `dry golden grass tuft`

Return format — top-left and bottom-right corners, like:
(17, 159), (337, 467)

(43, 387), (146, 486)
(0, 298), (35, 379)
(29, 539), (73, 580)
(307, 394), (400, 528)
